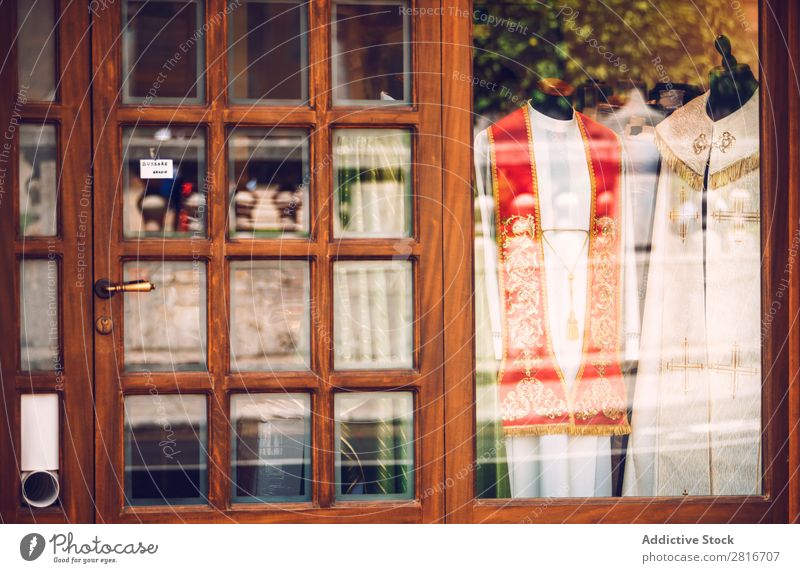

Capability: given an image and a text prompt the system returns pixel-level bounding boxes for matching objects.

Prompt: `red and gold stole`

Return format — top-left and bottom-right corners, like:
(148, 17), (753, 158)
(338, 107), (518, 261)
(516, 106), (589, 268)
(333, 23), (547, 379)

(488, 107), (629, 436)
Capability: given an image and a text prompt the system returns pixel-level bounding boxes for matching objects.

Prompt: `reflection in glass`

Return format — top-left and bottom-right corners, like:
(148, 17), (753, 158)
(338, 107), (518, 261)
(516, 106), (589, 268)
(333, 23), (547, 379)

(332, 1), (410, 103)
(17, 0), (56, 100)
(122, 126), (206, 238)
(472, 0), (762, 499)
(231, 393), (311, 502)
(19, 259), (60, 372)
(333, 129), (412, 238)
(228, 1), (308, 103)
(122, 0), (204, 103)
(124, 394), (207, 506)
(333, 260), (413, 370)
(19, 124), (57, 236)
(335, 392), (413, 499)
(230, 261), (310, 371)
(228, 129), (309, 237)
(124, 261), (207, 371)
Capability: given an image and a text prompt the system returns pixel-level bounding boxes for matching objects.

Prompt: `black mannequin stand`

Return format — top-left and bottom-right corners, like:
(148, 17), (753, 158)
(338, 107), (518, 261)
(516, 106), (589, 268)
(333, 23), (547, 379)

(530, 78), (575, 120)
(707, 35), (759, 121)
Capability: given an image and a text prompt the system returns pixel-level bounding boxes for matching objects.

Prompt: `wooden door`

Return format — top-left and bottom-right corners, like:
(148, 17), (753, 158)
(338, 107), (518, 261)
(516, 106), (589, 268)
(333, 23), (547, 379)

(0, 0), (94, 524)
(90, 0), (444, 523)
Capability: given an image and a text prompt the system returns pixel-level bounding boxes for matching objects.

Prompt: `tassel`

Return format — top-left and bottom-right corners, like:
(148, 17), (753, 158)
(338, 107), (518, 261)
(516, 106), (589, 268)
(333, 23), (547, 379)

(567, 311), (579, 341)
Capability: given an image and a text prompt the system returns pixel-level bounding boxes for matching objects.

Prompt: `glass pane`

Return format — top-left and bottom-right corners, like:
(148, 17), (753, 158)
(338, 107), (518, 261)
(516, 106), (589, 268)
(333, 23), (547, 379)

(122, 0), (204, 104)
(333, 129), (412, 238)
(19, 124), (57, 236)
(228, 0), (308, 104)
(472, 1), (761, 498)
(230, 261), (310, 371)
(231, 393), (311, 502)
(124, 261), (207, 371)
(335, 392), (413, 500)
(19, 259), (60, 372)
(332, 1), (410, 104)
(124, 394), (207, 506)
(17, 0), (56, 101)
(333, 260), (413, 370)
(228, 128), (309, 237)
(122, 126), (207, 238)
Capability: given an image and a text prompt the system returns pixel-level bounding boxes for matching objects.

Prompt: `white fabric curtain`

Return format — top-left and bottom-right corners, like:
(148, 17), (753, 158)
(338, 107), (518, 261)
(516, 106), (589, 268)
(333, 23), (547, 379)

(333, 130), (413, 370)
(333, 129), (409, 237)
(334, 261), (412, 370)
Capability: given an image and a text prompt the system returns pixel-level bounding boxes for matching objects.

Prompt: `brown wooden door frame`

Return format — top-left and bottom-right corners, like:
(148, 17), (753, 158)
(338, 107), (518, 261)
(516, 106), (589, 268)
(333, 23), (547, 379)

(90, 0), (444, 523)
(441, 0), (800, 523)
(0, 0), (95, 524)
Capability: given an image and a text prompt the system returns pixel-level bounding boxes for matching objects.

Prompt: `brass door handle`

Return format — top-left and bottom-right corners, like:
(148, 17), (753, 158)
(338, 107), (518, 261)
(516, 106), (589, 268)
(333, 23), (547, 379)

(94, 279), (156, 299)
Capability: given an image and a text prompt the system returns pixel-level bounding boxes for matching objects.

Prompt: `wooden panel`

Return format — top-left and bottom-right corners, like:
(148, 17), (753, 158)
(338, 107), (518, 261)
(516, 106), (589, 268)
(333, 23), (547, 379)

(789, 0), (800, 525)
(473, 498), (775, 524)
(117, 501), (422, 523)
(442, 0), (476, 524)
(758, 0), (792, 524)
(0, 0), (95, 523)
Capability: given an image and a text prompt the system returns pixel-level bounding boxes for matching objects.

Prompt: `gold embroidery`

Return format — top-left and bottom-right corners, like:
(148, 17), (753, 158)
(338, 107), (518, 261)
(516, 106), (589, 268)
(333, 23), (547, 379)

(589, 216), (616, 352)
(501, 377), (567, 421)
(692, 133), (709, 155)
(500, 214), (544, 376)
(664, 337), (704, 394)
(711, 189), (759, 242)
(573, 376), (626, 421)
(669, 187), (699, 243)
(710, 344), (758, 399)
(691, 131), (735, 155)
(715, 131), (736, 153)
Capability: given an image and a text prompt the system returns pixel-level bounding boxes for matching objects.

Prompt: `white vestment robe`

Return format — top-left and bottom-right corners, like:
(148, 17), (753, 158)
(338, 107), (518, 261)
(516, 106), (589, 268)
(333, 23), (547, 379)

(474, 104), (639, 498)
(624, 89), (761, 496)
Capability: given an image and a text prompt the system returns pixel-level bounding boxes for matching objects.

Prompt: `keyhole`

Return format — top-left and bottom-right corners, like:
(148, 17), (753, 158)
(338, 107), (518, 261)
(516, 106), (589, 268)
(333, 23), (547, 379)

(95, 316), (113, 335)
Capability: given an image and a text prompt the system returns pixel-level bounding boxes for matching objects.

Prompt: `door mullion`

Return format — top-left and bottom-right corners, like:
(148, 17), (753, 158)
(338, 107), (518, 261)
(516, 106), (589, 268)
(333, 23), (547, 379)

(205, 0), (230, 512)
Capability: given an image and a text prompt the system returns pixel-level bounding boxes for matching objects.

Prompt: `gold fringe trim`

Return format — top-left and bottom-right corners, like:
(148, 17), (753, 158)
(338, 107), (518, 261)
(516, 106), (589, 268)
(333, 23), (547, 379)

(654, 134), (704, 191)
(503, 423), (631, 437)
(655, 133), (760, 191)
(708, 152), (760, 189)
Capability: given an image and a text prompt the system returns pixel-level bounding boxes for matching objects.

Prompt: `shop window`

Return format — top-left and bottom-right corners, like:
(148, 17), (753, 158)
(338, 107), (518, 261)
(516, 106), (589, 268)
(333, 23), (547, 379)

(472, 0), (761, 499)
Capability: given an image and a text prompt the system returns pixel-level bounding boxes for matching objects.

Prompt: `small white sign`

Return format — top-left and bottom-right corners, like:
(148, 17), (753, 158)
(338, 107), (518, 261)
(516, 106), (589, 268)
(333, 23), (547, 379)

(139, 159), (174, 179)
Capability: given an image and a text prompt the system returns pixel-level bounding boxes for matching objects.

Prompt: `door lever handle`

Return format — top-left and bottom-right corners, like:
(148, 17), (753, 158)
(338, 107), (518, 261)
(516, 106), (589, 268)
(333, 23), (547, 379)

(94, 279), (156, 299)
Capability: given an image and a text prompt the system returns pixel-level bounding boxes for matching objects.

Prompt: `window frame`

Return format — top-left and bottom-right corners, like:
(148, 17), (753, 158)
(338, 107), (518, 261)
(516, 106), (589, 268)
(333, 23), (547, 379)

(440, 0), (800, 523)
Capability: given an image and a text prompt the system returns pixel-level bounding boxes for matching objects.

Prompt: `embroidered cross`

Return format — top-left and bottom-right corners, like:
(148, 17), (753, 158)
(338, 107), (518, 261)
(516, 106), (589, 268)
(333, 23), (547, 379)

(710, 344), (757, 399)
(665, 338), (704, 394)
(669, 187), (698, 243)
(712, 195), (759, 242)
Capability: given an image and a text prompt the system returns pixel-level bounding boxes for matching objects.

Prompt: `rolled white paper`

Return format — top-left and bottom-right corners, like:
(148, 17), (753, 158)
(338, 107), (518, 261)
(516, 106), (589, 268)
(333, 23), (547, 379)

(20, 394), (59, 471)
(21, 470), (60, 508)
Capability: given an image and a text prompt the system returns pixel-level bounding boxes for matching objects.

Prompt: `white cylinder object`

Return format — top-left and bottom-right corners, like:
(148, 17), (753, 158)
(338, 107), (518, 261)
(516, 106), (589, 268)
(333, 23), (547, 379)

(20, 394), (60, 507)
(21, 470), (60, 508)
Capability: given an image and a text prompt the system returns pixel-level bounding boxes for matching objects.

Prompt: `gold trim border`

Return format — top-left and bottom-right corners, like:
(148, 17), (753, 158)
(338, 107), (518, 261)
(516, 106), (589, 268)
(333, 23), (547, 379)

(503, 422), (631, 437)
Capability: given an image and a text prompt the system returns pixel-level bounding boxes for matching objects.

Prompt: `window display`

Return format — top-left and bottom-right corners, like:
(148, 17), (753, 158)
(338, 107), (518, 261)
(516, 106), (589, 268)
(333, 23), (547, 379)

(473, 0), (760, 499)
